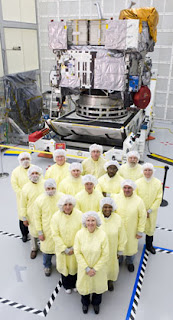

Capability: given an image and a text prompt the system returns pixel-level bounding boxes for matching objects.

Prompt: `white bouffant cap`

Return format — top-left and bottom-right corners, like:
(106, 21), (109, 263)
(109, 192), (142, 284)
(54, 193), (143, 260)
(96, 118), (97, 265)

(18, 152), (31, 163)
(82, 211), (102, 227)
(100, 197), (117, 211)
(142, 162), (155, 172)
(53, 149), (66, 162)
(28, 165), (42, 177)
(121, 179), (137, 190)
(82, 174), (98, 186)
(89, 144), (103, 154)
(58, 194), (76, 212)
(69, 162), (83, 172)
(127, 151), (140, 160)
(44, 178), (57, 189)
(104, 160), (119, 171)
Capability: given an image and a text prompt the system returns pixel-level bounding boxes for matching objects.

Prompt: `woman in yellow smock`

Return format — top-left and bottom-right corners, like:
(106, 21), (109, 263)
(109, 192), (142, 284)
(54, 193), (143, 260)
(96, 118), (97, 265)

(51, 195), (82, 293)
(74, 211), (109, 315)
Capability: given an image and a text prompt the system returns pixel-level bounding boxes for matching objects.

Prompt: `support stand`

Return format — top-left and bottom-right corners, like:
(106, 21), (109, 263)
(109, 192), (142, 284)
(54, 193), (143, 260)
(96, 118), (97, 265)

(160, 165), (169, 207)
(0, 147), (9, 178)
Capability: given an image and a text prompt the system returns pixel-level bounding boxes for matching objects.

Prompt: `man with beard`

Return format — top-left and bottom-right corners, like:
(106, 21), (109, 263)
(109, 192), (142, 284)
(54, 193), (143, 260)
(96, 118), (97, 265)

(119, 151), (143, 181)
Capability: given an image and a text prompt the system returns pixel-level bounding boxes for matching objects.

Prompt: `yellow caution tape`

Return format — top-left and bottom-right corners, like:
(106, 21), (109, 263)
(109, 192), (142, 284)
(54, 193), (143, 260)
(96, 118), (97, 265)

(151, 153), (173, 163)
(154, 165), (164, 168)
(0, 144), (88, 159)
(0, 144), (52, 155)
(4, 150), (32, 155)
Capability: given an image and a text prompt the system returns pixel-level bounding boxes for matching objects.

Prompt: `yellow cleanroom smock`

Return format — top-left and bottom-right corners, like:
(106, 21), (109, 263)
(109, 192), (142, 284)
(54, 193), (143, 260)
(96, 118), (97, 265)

(34, 192), (64, 254)
(136, 177), (162, 236)
(51, 208), (82, 276)
(112, 191), (146, 256)
(45, 162), (69, 187)
(99, 212), (127, 281)
(82, 157), (106, 178)
(74, 227), (109, 295)
(11, 165), (31, 220)
(58, 176), (84, 195)
(21, 179), (45, 237)
(96, 172), (123, 194)
(119, 163), (143, 181)
(75, 189), (103, 212)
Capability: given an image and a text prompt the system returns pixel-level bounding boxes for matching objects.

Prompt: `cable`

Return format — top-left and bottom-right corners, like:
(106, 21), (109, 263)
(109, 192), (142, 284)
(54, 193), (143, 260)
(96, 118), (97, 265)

(146, 139), (152, 154)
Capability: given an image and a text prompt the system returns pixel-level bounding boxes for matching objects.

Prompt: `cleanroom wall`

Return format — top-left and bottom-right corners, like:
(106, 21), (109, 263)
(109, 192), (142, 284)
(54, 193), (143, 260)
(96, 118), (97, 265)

(37, 0), (173, 121)
(0, 0), (40, 84)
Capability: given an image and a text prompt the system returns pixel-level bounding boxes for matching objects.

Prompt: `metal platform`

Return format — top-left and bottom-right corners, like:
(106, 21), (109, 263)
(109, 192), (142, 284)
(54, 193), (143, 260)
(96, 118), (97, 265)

(48, 109), (145, 149)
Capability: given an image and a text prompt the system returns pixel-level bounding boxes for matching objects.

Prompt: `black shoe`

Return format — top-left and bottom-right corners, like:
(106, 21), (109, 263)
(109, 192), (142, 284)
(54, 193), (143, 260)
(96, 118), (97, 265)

(128, 264), (134, 272)
(147, 246), (156, 254)
(118, 255), (124, 266)
(82, 305), (88, 314)
(93, 305), (100, 314)
(22, 235), (27, 242)
(108, 280), (114, 291)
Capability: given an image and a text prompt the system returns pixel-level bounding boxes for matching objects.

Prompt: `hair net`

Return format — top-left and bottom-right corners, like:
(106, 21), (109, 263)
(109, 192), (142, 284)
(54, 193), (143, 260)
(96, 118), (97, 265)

(127, 151), (140, 161)
(89, 144), (103, 154)
(82, 174), (98, 186)
(82, 211), (102, 227)
(44, 178), (57, 190)
(53, 149), (66, 162)
(121, 179), (137, 190)
(142, 162), (155, 172)
(100, 197), (117, 211)
(104, 160), (120, 171)
(58, 194), (76, 212)
(69, 162), (83, 172)
(18, 152), (31, 163)
(28, 165), (42, 178)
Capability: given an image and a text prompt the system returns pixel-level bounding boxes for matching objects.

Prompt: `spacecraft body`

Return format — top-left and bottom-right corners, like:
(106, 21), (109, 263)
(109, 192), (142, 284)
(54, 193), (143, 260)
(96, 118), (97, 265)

(47, 8), (158, 159)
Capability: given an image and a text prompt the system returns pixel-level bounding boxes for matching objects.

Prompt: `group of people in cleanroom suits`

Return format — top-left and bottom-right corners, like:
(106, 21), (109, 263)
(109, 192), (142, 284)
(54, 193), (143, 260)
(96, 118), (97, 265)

(11, 144), (162, 314)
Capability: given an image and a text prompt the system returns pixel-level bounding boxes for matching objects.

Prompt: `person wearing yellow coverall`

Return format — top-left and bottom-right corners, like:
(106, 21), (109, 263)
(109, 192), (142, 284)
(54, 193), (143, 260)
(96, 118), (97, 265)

(119, 151), (143, 181)
(45, 149), (69, 187)
(51, 195), (82, 293)
(34, 179), (64, 276)
(99, 197), (127, 291)
(82, 144), (106, 178)
(21, 165), (44, 259)
(75, 174), (103, 212)
(58, 162), (84, 195)
(136, 163), (162, 254)
(112, 179), (146, 272)
(96, 160), (123, 196)
(11, 152), (32, 242)
(74, 211), (109, 315)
